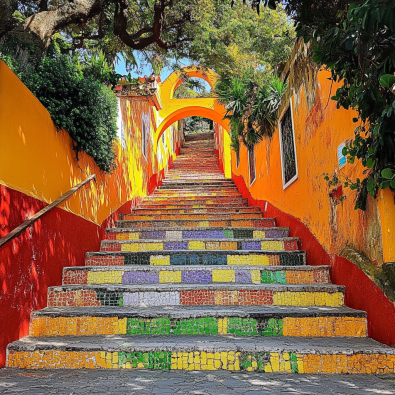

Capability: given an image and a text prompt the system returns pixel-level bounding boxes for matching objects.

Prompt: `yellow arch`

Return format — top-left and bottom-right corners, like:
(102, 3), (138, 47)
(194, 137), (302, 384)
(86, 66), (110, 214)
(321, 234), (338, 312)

(155, 66), (229, 149)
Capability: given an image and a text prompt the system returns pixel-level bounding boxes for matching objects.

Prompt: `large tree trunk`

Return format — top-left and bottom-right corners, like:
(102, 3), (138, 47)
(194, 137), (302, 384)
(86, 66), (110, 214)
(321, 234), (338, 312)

(0, 0), (104, 65)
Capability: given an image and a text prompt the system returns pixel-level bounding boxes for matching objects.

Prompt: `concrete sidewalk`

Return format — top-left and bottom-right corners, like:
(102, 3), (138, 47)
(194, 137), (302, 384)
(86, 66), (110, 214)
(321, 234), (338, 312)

(0, 369), (394, 394)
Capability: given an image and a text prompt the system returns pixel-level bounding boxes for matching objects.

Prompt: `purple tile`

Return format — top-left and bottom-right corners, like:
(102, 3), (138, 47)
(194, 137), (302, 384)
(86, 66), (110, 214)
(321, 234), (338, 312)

(140, 231), (166, 239)
(242, 242), (261, 250)
(265, 230), (287, 238)
(181, 270), (212, 283)
(164, 242), (189, 250)
(235, 270), (252, 283)
(122, 271), (159, 284)
(183, 231), (225, 239)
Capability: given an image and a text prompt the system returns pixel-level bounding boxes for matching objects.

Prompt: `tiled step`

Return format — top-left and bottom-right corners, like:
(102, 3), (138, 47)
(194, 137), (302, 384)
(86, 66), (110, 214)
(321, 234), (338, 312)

(159, 182), (235, 189)
(105, 227), (290, 241)
(130, 207), (262, 214)
(100, 237), (297, 252)
(135, 202), (249, 209)
(121, 212), (263, 221)
(85, 250), (305, 267)
(63, 265), (328, 285)
(156, 189), (239, 195)
(116, 218), (276, 229)
(142, 196), (247, 204)
(46, 283), (344, 307)
(28, 306), (367, 338)
(140, 199), (248, 207)
(9, 336), (394, 373)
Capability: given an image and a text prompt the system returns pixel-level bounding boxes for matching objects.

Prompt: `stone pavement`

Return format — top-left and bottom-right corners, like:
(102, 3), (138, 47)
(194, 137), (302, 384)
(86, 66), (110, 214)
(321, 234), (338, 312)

(0, 369), (395, 394)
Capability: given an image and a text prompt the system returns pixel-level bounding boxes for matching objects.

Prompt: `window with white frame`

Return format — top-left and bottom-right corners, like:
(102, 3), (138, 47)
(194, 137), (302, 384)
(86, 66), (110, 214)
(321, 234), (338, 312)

(279, 99), (298, 189)
(248, 145), (256, 185)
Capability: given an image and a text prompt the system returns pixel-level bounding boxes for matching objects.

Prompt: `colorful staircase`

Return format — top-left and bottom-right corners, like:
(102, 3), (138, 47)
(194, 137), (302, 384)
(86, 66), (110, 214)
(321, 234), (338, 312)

(7, 137), (395, 373)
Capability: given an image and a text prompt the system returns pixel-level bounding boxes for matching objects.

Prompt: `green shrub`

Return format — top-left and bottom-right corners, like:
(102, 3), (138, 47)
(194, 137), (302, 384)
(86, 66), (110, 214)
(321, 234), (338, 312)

(22, 54), (118, 173)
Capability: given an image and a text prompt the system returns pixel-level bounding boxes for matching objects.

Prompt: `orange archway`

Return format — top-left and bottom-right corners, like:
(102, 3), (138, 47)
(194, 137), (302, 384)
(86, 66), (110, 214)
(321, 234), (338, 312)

(155, 66), (229, 150)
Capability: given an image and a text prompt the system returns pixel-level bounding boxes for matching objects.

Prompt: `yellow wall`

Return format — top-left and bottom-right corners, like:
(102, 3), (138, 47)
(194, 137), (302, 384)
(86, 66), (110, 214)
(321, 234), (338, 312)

(0, 61), (179, 225)
(155, 67), (229, 148)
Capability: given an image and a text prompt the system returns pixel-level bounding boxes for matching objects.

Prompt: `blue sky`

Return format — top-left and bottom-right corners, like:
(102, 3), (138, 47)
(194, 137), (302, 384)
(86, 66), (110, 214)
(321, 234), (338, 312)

(114, 52), (190, 82)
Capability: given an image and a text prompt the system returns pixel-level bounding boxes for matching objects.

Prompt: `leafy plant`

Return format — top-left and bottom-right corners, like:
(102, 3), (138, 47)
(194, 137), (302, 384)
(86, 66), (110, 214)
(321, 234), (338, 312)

(22, 54), (118, 173)
(215, 69), (287, 150)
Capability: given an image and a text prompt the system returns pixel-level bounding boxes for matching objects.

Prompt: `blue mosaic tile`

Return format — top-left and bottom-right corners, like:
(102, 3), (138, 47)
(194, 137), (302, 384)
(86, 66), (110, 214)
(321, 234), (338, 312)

(265, 230), (287, 238)
(140, 231), (166, 240)
(164, 242), (189, 250)
(242, 242), (261, 250)
(181, 270), (212, 283)
(122, 271), (159, 284)
(182, 231), (226, 239)
(235, 270), (252, 283)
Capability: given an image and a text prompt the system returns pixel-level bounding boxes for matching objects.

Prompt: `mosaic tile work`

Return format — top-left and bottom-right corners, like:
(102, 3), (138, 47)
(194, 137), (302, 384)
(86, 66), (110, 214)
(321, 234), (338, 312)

(85, 252), (306, 267)
(64, 267), (329, 285)
(123, 213), (263, 221)
(30, 316), (367, 337)
(106, 228), (290, 241)
(101, 239), (299, 252)
(117, 218), (276, 229)
(47, 288), (344, 307)
(10, 138), (394, 375)
(8, 350), (395, 373)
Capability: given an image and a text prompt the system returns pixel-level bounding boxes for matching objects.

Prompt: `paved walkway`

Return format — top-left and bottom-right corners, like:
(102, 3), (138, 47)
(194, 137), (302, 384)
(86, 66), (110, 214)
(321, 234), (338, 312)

(0, 369), (394, 394)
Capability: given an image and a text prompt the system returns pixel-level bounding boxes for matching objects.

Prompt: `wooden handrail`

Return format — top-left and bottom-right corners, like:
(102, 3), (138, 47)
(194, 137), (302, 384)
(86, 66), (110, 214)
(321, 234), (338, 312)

(0, 174), (96, 248)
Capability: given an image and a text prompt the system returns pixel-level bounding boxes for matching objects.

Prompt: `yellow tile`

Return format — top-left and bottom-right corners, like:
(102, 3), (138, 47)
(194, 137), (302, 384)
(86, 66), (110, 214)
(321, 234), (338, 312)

(198, 221), (210, 227)
(261, 241), (284, 251)
(159, 270), (182, 283)
(253, 230), (266, 238)
(212, 269), (235, 283)
(150, 255), (171, 266)
(87, 271), (122, 284)
(189, 241), (205, 250)
(250, 270), (261, 283)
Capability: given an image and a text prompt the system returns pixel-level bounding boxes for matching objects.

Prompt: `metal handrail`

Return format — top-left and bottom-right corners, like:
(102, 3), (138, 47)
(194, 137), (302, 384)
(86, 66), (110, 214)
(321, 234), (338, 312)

(0, 174), (96, 248)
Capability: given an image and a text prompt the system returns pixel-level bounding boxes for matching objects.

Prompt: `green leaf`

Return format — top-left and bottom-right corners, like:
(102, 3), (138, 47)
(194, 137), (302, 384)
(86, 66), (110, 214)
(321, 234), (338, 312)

(379, 74), (395, 88)
(391, 179), (395, 189)
(380, 180), (391, 189)
(381, 168), (394, 179)
(366, 158), (375, 168)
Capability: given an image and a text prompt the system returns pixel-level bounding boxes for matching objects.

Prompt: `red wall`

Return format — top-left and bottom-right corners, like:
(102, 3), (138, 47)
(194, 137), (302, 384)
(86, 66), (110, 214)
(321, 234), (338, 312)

(0, 166), (168, 367)
(233, 173), (395, 347)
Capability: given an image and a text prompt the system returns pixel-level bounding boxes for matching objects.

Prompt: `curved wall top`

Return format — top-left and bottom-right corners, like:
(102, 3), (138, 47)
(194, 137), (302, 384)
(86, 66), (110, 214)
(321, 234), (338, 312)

(155, 66), (229, 149)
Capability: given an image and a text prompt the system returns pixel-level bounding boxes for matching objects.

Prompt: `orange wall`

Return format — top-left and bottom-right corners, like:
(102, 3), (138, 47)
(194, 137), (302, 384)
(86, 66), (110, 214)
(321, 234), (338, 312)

(232, 57), (390, 267)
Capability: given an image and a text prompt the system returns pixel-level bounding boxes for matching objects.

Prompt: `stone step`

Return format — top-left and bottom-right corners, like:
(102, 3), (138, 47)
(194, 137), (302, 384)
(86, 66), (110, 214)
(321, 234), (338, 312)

(9, 336), (394, 373)
(85, 249), (305, 267)
(130, 207), (262, 214)
(121, 212), (263, 221)
(46, 283), (345, 308)
(28, 306), (367, 338)
(142, 195), (245, 203)
(63, 264), (327, 286)
(136, 202), (249, 209)
(116, 218), (275, 229)
(149, 192), (242, 198)
(104, 227), (290, 241)
(160, 181), (235, 187)
(154, 188), (239, 194)
(100, 237), (297, 252)
(140, 199), (248, 207)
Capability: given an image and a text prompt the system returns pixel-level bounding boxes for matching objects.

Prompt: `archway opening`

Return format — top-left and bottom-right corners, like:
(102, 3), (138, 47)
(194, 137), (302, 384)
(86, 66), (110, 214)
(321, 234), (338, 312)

(173, 78), (213, 99)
